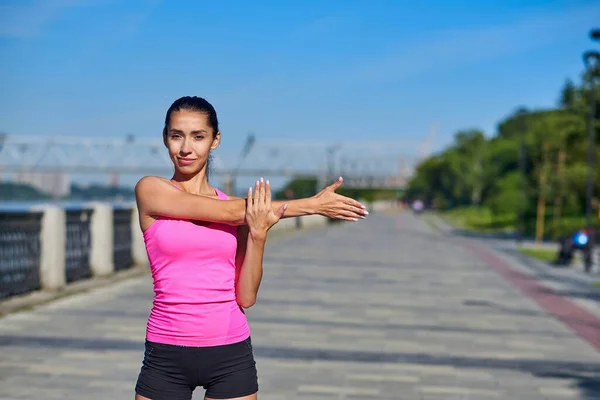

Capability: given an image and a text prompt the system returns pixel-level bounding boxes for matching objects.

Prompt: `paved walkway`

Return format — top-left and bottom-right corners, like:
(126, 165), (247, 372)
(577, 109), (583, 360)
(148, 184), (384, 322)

(1, 211), (599, 399)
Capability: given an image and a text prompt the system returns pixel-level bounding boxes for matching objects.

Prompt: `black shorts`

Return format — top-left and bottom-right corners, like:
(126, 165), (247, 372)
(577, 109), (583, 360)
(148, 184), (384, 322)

(135, 337), (258, 400)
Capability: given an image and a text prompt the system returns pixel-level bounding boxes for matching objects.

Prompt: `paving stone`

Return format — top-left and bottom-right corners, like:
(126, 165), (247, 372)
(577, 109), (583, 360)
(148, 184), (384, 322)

(0, 211), (599, 399)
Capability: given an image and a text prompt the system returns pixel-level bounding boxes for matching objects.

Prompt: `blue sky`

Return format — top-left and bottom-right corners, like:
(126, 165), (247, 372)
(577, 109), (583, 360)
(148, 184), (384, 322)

(1, 0), (599, 190)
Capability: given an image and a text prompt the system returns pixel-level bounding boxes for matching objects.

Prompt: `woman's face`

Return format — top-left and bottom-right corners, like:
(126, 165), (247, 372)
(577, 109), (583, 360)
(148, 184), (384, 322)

(164, 109), (220, 175)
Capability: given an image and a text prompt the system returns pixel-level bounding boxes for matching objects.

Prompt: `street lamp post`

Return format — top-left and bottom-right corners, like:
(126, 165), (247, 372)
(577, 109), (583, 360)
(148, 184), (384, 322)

(327, 145), (338, 180)
(316, 144), (341, 195)
(582, 28), (599, 272)
(326, 144), (342, 180)
(224, 132), (256, 195)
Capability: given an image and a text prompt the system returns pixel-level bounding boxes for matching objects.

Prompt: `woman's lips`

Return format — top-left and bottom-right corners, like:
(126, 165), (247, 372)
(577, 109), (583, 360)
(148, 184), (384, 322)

(177, 158), (196, 166)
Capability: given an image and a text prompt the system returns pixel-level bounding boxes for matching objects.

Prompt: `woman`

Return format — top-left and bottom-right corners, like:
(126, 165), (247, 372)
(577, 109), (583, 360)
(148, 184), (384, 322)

(134, 96), (368, 400)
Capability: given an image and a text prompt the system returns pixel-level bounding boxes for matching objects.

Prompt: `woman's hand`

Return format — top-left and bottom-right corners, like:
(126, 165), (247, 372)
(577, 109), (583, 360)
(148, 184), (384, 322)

(246, 178), (287, 240)
(312, 177), (368, 221)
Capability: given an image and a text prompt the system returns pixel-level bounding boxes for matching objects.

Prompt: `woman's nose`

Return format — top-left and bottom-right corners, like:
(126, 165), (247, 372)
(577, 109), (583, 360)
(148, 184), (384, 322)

(180, 139), (191, 153)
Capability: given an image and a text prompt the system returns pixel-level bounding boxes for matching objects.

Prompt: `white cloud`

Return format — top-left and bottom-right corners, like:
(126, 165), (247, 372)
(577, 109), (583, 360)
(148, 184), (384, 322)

(321, 3), (600, 85)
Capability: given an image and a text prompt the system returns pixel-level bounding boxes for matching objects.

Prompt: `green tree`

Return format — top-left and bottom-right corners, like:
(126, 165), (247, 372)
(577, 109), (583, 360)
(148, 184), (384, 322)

(406, 75), (600, 239)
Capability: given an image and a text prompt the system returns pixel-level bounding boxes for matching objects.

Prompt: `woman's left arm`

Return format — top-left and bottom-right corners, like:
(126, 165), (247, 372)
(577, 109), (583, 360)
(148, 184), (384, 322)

(230, 177), (368, 221)
(234, 180), (287, 308)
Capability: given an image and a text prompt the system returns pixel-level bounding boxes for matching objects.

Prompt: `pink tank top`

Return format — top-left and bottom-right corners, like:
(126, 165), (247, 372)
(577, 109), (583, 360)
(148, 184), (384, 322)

(143, 186), (250, 347)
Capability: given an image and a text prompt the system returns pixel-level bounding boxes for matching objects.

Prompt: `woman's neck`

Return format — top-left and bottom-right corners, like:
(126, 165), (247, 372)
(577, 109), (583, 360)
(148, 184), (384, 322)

(171, 173), (214, 196)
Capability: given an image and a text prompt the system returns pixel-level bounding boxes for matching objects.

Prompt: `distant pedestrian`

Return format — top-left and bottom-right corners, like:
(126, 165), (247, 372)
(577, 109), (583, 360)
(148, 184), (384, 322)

(133, 96), (367, 400)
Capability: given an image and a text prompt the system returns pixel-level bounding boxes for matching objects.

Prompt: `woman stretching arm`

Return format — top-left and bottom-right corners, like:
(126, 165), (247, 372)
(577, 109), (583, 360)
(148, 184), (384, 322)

(136, 175), (367, 229)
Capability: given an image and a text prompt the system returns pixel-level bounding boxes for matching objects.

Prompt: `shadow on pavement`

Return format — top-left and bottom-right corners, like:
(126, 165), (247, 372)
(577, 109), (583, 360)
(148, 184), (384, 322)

(534, 370), (600, 400)
(1, 334), (598, 399)
(0, 335), (145, 351)
(251, 345), (600, 400)
(534, 287), (600, 304)
(247, 314), (575, 338)
(39, 304), (570, 339)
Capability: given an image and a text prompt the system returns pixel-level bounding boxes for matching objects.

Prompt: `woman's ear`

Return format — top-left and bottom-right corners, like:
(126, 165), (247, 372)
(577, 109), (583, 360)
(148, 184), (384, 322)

(162, 129), (168, 148)
(211, 131), (221, 150)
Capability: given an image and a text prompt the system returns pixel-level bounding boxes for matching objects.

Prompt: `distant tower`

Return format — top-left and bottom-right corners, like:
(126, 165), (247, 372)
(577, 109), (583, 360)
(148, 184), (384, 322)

(419, 124), (437, 159)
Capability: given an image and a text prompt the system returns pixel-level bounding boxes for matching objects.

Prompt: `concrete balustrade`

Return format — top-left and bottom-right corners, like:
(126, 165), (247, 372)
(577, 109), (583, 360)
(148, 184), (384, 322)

(299, 214), (330, 227)
(32, 205), (67, 291)
(1, 203), (335, 301)
(88, 202), (114, 278)
(269, 215), (329, 233)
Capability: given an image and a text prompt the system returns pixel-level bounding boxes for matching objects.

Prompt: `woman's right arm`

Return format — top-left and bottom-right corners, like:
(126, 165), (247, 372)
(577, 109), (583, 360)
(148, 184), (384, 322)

(135, 176), (247, 226)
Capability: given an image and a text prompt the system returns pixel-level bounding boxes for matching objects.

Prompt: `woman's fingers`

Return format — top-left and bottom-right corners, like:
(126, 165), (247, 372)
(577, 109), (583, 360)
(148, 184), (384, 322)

(248, 177), (365, 224)
(342, 196), (367, 211)
(253, 180), (260, 206)
(258, 177), (265, 206)
(336, 210), (365, 221)
(275, 203), (288, 218)
(250, 177), (275, 214)
(265, 179), (272, 208)
(346, 204), (368, 217)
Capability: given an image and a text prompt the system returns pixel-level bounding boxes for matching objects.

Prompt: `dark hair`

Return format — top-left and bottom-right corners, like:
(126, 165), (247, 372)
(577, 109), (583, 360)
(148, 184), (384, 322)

(164, 96), (219, 178)
(163, 96), (219, 135)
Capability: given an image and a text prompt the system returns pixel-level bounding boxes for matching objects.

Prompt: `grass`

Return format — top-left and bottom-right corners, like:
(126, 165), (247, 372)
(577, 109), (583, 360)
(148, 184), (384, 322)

(439, 206), (514, 233)
(439, 206), (598, 240)
(593, 282), (600, 290)
(517, 247), (557, 262)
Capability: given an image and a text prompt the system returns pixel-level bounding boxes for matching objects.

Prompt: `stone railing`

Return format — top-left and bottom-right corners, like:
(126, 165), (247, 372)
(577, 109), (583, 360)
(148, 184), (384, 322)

(0, 203), (330, 301)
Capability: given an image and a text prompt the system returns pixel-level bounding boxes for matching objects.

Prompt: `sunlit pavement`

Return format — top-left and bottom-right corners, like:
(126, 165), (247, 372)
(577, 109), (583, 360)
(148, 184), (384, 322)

(1, 211), (599, 399)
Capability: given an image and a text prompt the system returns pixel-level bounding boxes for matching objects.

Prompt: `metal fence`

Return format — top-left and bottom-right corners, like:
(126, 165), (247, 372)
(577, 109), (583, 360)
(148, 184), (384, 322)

(65, 209), (93, 283)
(0, 205), (139, 300)
(0, 212), (43, 300)
(113, 208), (133, 270)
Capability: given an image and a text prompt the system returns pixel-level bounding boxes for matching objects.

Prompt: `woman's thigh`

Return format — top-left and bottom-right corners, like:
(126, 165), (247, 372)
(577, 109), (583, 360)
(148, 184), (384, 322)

(135, 341), (195, 400)
(202, 337), (258, 399)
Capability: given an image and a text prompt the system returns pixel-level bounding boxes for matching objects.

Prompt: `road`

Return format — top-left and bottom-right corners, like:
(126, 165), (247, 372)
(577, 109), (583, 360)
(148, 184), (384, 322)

(0, 211), (599, 399)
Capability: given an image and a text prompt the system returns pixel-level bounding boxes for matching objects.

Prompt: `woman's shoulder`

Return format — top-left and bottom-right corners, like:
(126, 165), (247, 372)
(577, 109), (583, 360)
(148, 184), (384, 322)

(135, 176), (172, 197)
(136, 175), (170, 188)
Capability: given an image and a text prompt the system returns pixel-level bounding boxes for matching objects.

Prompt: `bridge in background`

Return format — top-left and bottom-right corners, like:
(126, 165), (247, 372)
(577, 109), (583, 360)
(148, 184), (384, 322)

(0, 132), (434, 195)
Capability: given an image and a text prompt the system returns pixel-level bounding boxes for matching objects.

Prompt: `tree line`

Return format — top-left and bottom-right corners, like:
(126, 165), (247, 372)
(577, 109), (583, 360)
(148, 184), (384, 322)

(405, 76), (600, 242)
